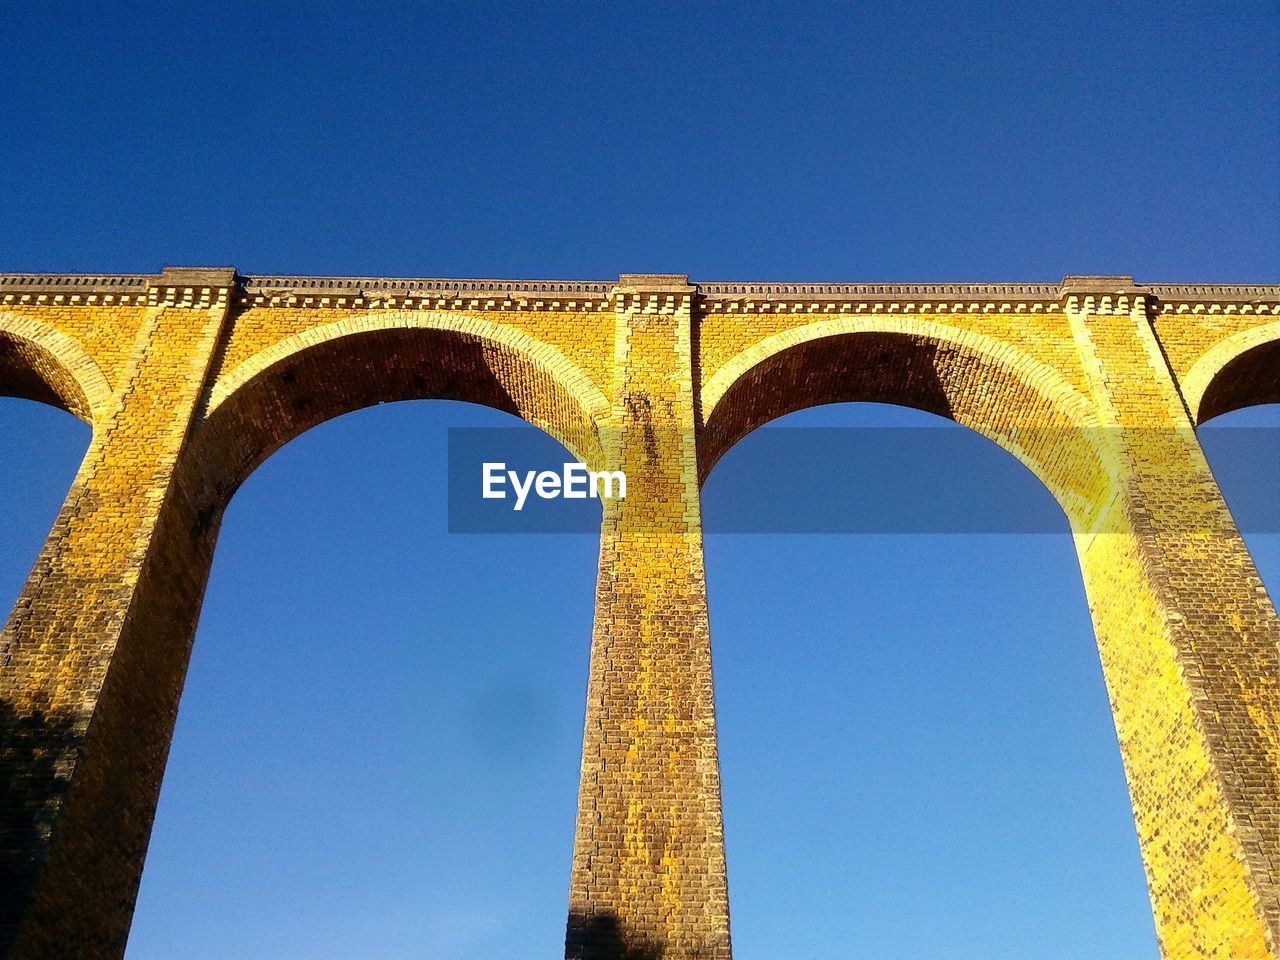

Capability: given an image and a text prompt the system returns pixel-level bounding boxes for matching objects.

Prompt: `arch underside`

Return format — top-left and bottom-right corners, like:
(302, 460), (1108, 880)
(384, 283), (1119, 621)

(1196, 338), (1280, 424)
(190, 323), (607, 512)
(0, 326), (104, 425)
(701, 329), (1111, 530)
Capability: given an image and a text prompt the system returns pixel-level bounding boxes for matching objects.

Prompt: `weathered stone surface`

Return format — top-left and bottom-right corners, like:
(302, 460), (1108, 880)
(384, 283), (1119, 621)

(0, 270), (1276, 959)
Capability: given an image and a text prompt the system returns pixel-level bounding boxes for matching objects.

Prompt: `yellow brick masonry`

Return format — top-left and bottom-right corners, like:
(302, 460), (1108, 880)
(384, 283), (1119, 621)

(0, 268), (235, 957)
(567, 277), (731, 958)
(1067, 289), (1279, 958)
(0, 269), (1276, 959)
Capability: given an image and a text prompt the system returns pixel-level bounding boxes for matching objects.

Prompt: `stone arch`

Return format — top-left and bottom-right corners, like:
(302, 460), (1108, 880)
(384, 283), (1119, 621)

(75, 312), (616, 932)
(701, 317), (1111, 532)
(1180, 320), (1280, 424)
(191, 311), (611, 511)
(0, 313), (113, 426)
(0, 311), (614, 958)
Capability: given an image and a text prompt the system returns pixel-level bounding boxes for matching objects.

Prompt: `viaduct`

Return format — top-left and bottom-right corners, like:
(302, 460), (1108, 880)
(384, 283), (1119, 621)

(0, 269), (1277, 959)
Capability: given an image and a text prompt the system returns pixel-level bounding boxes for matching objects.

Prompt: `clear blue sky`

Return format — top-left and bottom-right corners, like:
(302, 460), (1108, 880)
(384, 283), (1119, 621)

(1, 2), (1278, 958)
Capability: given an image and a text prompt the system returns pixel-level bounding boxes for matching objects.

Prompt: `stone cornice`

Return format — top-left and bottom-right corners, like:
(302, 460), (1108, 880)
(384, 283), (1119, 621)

(611, 274), (696, 313)
(0, 267), (238, 309)
(145, 266), (236, 309)
(1, 270), (1277, 316)
(240, 275), (616, 312)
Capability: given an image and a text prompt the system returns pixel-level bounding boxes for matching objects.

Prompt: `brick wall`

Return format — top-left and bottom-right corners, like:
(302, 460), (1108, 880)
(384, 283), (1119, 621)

(0, 270), (1276, 959)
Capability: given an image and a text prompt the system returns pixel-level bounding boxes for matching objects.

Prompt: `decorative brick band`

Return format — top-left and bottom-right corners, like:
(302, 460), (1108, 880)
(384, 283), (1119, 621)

(2, 272), (1275, 315)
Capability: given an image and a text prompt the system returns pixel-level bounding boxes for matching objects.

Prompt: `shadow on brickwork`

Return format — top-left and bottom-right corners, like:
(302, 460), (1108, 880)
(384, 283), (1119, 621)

(697, 332), (955, 483)
(0, 699), (78, 947)
(566, 912), (666, 960)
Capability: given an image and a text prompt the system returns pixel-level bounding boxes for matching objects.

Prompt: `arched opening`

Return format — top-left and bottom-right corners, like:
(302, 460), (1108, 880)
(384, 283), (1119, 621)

(194, 316), (608, 506)
(700, 325), (1111, 532)
(126, 401), (598, 959)
(0, 323), (99, 616)
(108, 320), (606, 959)
(0, 399), (91, 622)
(699, 328), (1158, 957)
(1192, 331), (1280, 601)
(0, 319), (109, 426)
(0, 325), (100, 929)
(1190, 329), (1280, 601)
(1193, 336), (1280, 426)
(1198, 403), (1280, 592)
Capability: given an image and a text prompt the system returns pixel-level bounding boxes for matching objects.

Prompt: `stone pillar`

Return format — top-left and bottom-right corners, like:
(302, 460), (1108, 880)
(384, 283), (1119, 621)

(1065, 279), (1279, 959)
(566, 276), (732, 959)
(0, 268), (235, 959)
